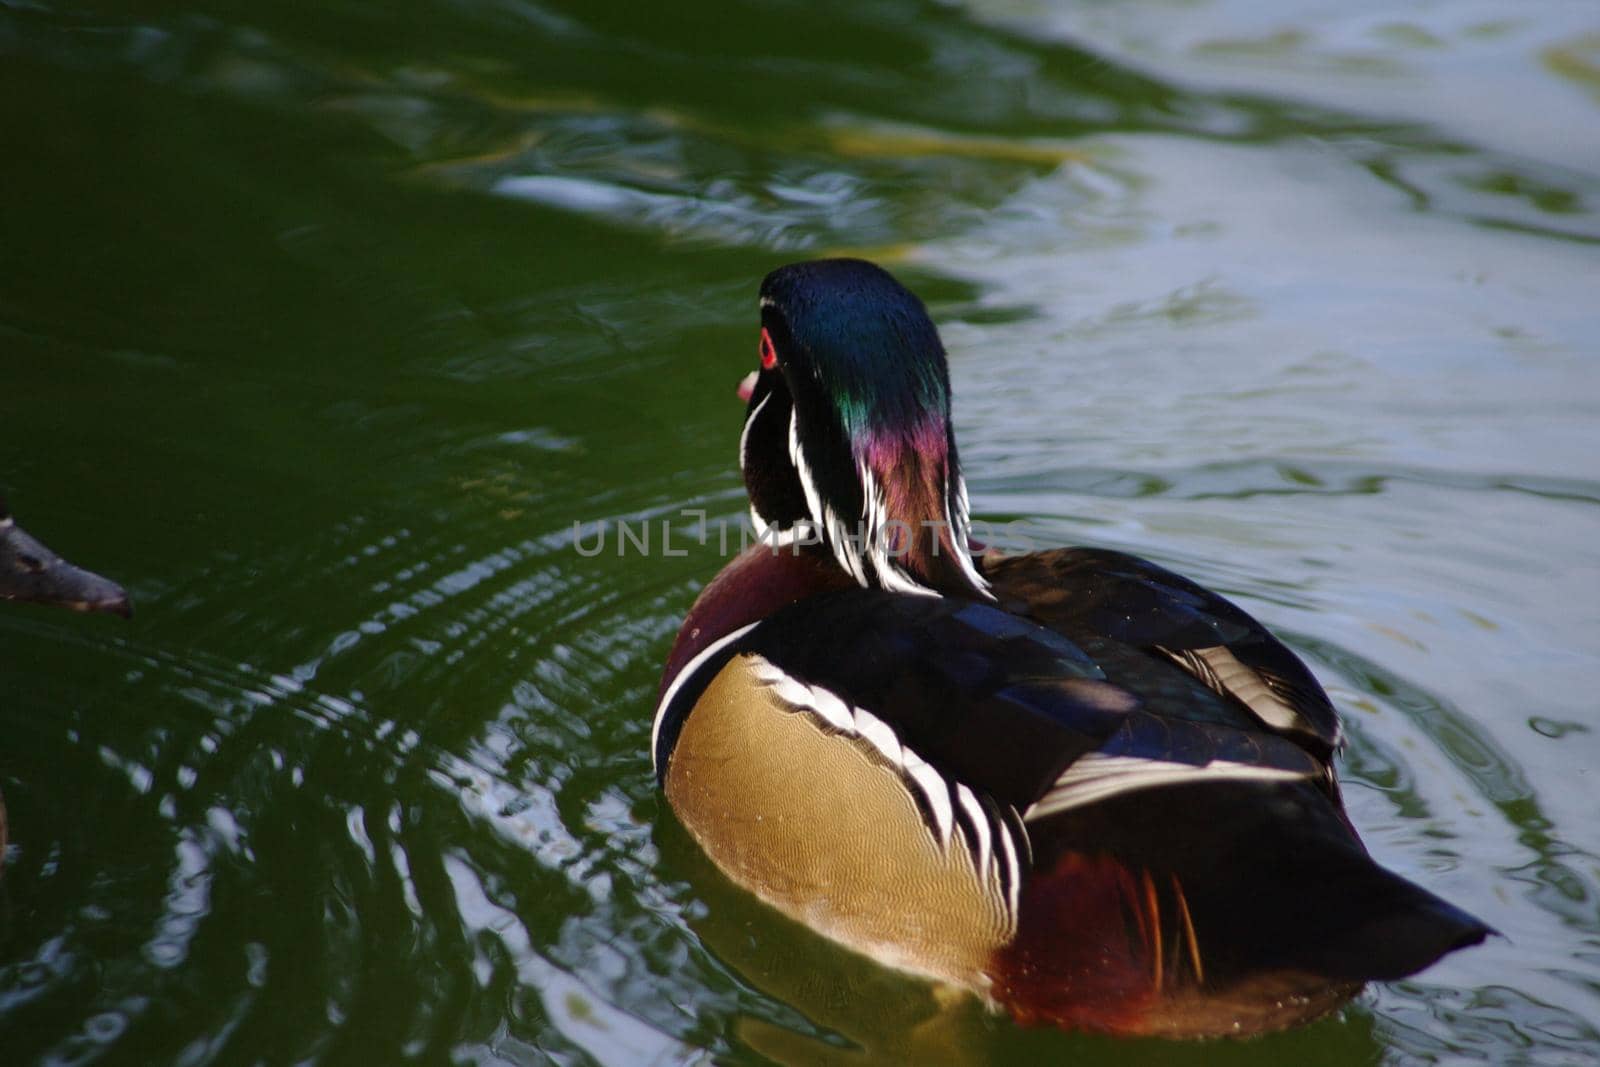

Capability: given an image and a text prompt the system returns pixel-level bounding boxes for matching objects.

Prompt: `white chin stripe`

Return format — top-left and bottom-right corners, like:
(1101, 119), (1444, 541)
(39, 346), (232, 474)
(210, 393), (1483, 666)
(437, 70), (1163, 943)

(1024, 752), (1311, 823)
(739, 390), (773, 474)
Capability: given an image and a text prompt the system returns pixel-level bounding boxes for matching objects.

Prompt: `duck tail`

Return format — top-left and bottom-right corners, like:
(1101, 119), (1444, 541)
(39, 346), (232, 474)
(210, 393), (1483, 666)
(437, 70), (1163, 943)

(988, 780), (1491, 1037)
(1248, 838), (1492, 982)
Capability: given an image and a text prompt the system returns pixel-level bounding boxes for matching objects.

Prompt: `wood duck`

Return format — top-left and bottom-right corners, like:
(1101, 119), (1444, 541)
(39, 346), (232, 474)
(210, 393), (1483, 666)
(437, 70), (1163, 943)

(653, 259), (1488, 1038)
(0, 494), (131, 617)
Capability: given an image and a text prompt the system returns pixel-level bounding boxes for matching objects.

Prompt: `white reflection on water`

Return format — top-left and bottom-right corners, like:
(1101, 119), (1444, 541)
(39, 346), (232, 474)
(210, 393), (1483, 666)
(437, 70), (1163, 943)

(443, 853), (699, 1067)
(960, 0), (1600, 180)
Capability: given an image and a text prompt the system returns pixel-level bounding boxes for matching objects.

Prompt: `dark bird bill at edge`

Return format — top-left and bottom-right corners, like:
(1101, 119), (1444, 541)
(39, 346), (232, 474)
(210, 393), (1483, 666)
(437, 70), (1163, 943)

(0, 496), (132, 618)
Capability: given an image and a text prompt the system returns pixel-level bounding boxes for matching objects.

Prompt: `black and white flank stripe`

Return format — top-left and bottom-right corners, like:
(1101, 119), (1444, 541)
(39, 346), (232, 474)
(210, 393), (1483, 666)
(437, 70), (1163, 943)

(745, 656), (1028, 926)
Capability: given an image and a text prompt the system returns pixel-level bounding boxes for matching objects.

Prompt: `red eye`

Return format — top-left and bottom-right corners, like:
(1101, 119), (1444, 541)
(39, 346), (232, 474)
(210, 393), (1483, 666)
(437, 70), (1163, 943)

(759, 328), (778, 370)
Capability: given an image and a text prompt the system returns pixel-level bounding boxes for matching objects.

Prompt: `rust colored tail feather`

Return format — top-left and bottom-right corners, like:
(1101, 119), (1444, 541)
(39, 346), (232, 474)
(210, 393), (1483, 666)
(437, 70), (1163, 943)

(988, 782), (1490, 1037)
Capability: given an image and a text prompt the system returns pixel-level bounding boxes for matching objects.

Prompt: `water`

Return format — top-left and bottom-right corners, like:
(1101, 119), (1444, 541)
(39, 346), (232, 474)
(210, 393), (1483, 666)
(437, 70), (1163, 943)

(2, 1), (1597, 1063)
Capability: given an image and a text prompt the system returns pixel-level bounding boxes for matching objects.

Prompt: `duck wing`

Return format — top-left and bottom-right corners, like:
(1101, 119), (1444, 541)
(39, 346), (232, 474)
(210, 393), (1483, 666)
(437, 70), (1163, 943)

(985, 547), (1341, 758)
(654, 586), (1326, 853)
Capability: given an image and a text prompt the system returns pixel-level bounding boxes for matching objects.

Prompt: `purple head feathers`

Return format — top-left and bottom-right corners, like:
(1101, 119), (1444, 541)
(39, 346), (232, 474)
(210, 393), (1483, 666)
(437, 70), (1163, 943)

(742, 260), (990, 599)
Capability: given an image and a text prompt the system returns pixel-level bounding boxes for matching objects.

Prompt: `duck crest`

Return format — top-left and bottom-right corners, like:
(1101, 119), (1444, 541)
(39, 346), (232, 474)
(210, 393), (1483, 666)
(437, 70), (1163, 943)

(753, 259), (990, 600)
(848, 410), (984, 598)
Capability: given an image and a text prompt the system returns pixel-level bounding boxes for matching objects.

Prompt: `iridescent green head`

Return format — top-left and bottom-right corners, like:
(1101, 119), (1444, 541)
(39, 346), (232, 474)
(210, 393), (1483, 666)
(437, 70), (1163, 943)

(739, 259), (989, 598)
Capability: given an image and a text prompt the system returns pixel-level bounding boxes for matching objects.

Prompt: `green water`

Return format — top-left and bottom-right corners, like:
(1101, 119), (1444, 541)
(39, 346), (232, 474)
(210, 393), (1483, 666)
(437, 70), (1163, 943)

(2, 1), (1598, 1063)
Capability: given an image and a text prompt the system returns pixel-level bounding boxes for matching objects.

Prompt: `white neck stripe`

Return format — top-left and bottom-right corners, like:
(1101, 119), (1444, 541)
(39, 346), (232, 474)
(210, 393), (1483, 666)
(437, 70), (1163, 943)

(738, 390), (772, 474)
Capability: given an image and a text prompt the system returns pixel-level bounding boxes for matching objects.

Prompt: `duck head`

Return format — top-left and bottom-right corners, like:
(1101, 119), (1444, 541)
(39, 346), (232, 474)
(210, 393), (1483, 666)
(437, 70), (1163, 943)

(0, 496), (133, 617)
(738, 259), (990, 599)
